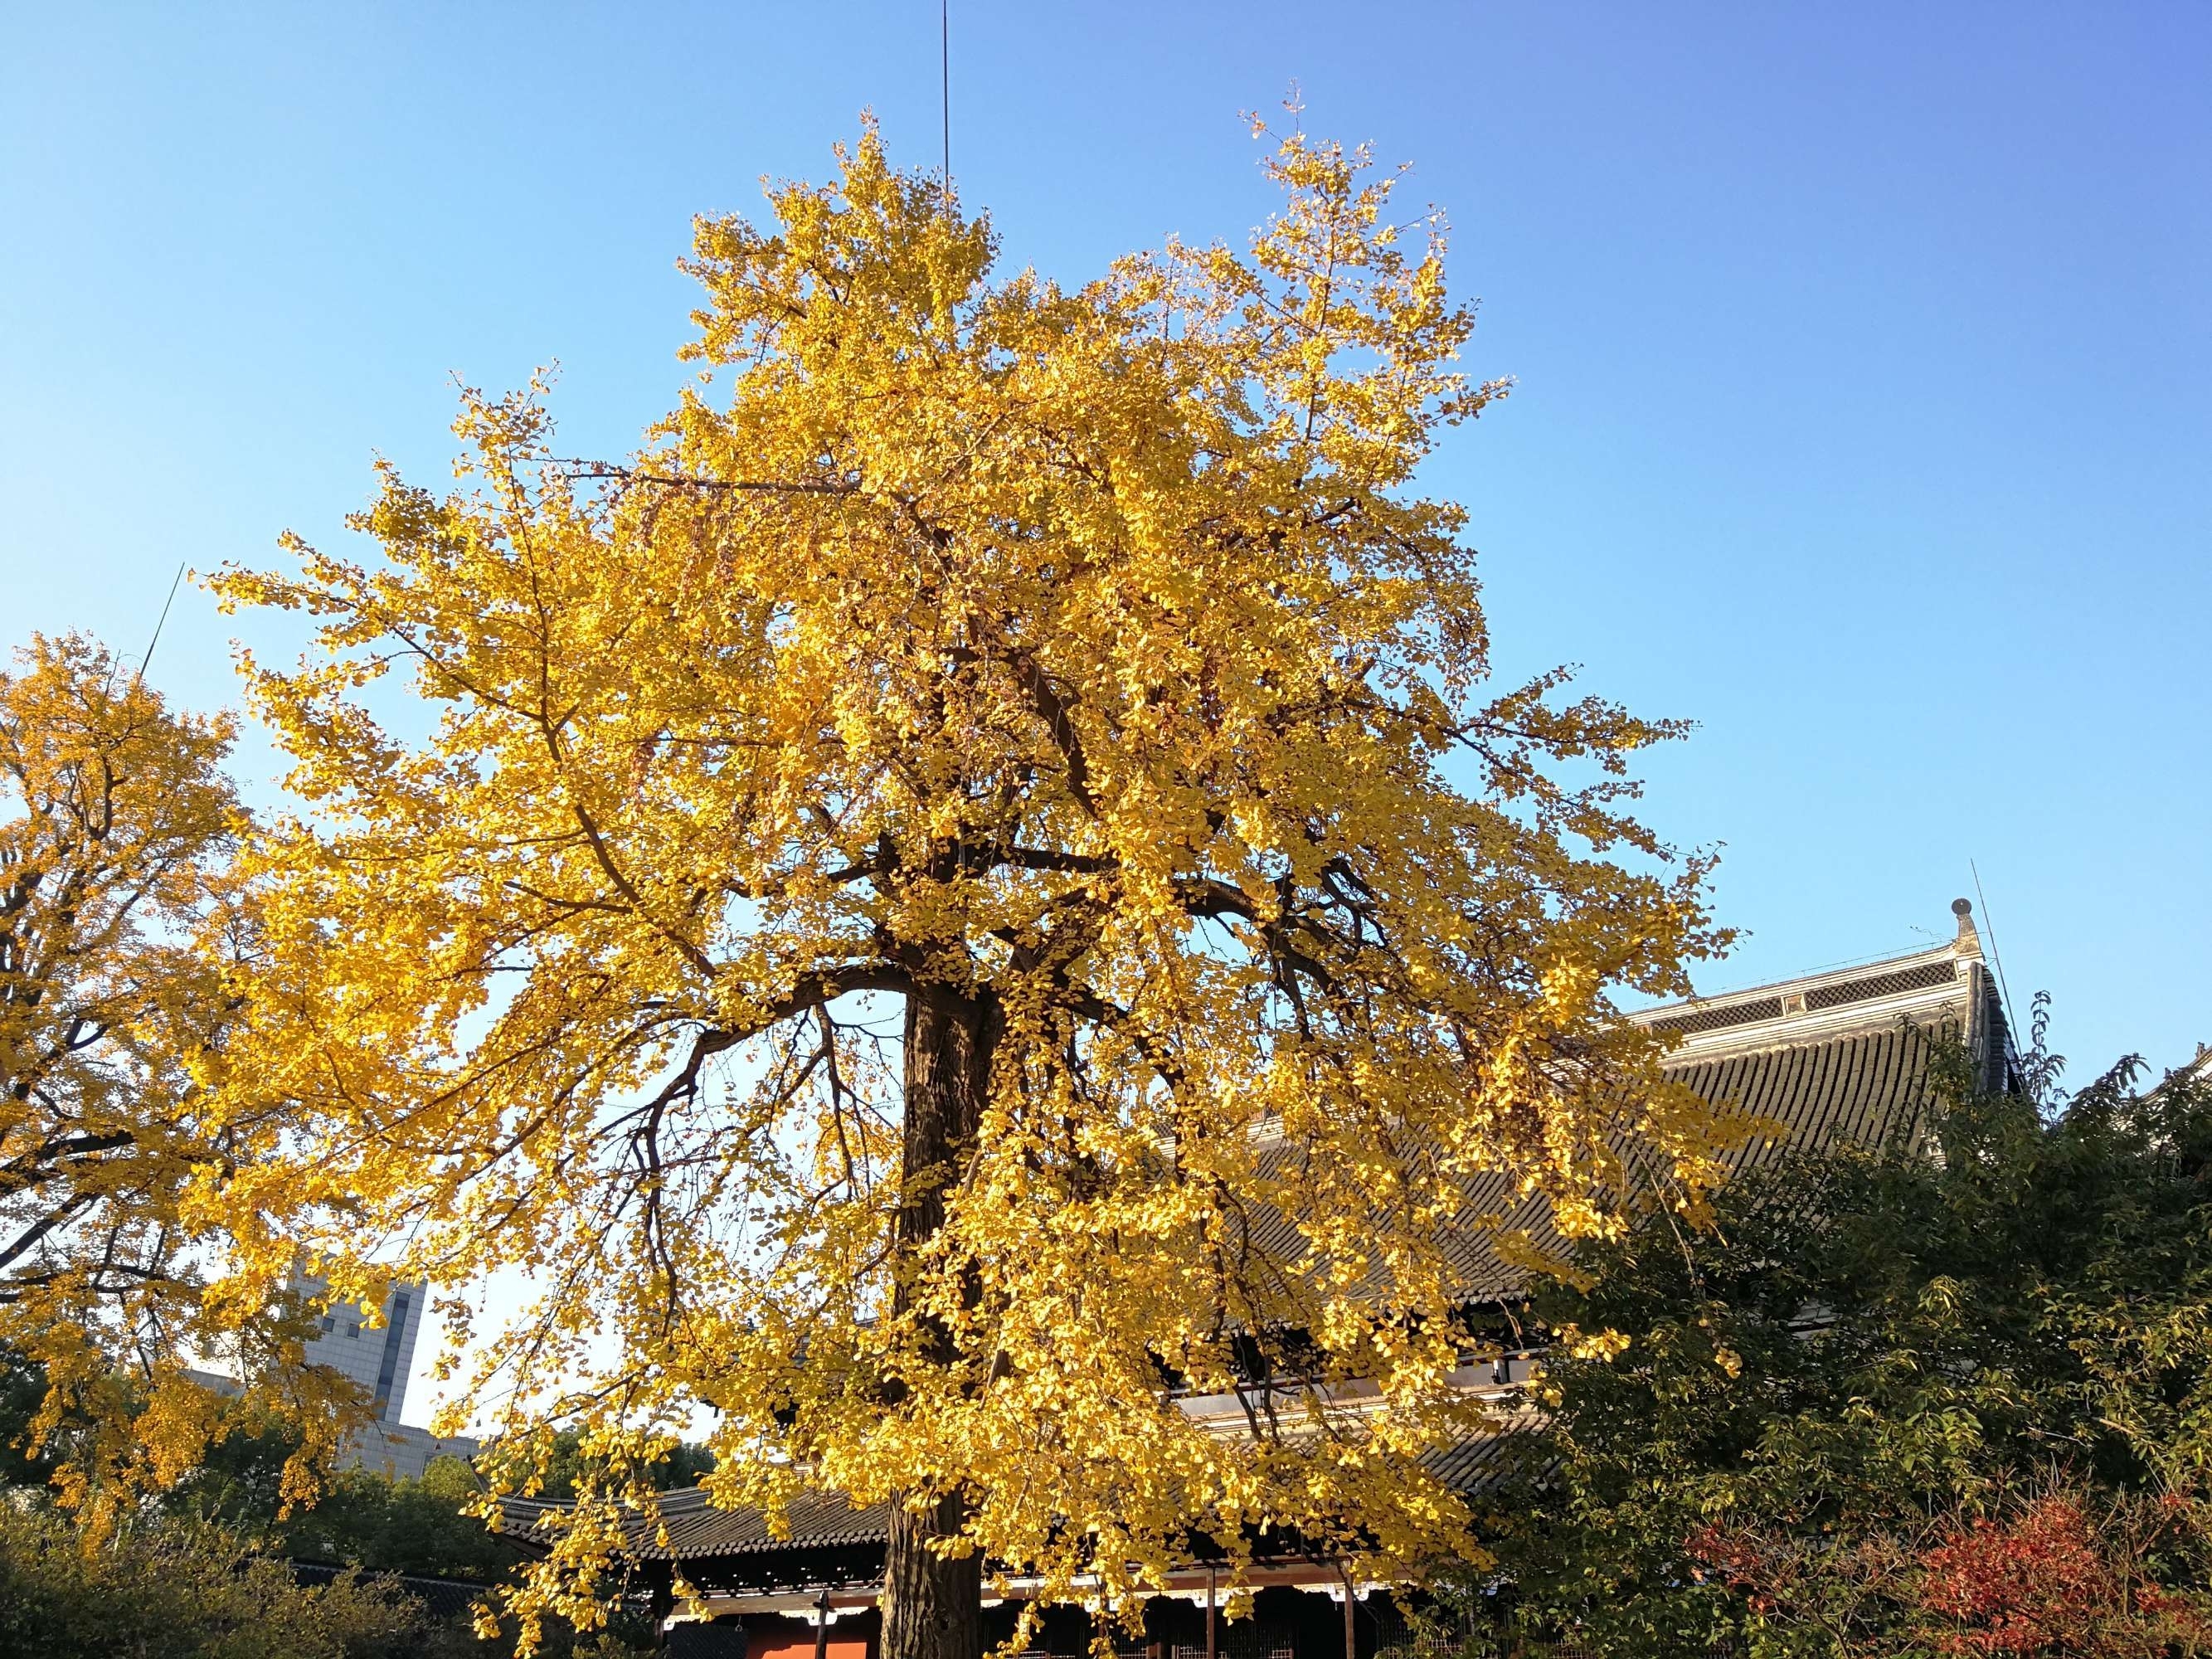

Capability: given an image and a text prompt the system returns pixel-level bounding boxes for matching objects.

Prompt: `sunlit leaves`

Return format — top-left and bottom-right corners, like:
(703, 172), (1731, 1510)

(206, 121), (1729, 1648)
(0, 635), (355, 1529)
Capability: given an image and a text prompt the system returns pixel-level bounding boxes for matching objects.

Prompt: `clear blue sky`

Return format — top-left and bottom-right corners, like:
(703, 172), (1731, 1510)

(6, 3), (2207, 1086)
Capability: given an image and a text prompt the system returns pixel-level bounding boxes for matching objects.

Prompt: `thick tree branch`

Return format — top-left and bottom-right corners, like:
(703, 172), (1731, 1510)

(549, 460), (859, 499)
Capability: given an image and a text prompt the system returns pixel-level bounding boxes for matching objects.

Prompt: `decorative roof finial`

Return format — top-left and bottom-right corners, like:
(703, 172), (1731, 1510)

(1952, 897), (1981, 958)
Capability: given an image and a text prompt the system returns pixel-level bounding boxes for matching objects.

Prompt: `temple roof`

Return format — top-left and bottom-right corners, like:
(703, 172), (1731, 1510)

(1631, 898), (2006, 1087)
(502, 1482), (891, 1563)
(1414, 903), (2007, 1301)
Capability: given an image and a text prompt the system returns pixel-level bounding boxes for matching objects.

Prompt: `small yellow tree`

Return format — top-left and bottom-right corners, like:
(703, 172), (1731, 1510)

(207, 124), (1729, 1658)
(0, 634), (348, 1524)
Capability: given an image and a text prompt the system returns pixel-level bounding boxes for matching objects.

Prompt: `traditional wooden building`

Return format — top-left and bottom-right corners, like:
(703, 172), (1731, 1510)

(504, 902), (2015, 1658)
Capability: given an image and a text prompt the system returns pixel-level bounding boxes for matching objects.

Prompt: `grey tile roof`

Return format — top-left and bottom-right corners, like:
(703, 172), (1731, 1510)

(1675, 1019), (1940, 1172)
(290, 1560), (495, 1621)
(1397, 1011), (1953, 1303)
(1421, 1418), (1547, 1495)
(501, 1484), (892, 1562)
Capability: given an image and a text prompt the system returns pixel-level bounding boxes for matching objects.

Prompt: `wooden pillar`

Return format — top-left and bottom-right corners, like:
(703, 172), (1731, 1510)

(1339, 1564), (1356, 1659)
(1205, 1565), (1217, 1659)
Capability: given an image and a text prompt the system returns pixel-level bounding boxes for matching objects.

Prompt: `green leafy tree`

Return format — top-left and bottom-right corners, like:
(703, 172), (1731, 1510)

(0, 1498), (659, 1657)
(1473, 1029), (2212, 1657)
(529, 1426), (714, 1503)
(164, 1420), (710, 1584)
(0, 1342), (56, 1487)
(169, 1430), (516, 1584)
(0, 1502), (421, 1659)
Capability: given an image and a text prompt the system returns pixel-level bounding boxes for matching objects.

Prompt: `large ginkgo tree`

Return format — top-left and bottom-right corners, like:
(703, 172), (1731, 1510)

(203, 123), (1729, 1659)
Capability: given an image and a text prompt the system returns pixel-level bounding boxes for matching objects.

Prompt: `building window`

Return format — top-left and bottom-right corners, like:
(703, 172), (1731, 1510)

(372, 1292), (412, 1419)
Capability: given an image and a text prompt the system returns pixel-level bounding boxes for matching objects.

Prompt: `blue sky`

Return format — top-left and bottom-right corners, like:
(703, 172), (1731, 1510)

(5, 2), (2206, 1093)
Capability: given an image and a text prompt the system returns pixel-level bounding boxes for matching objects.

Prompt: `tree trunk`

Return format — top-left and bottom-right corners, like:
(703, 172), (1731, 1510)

(879, 985), (998, 1659)
(882, 1486), (984, 1659)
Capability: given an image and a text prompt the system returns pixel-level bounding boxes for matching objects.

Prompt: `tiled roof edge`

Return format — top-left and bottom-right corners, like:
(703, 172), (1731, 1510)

(1635, 903), (1991, 1066)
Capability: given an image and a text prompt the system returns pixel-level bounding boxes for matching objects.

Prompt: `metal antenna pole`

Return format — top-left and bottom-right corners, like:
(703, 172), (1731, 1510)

(1970, 859), (2020, 1052)
(941, 0), (951, 206)
(135, 562), (187, 688)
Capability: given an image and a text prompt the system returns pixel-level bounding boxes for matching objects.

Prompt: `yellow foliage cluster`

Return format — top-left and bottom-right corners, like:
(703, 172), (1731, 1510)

(199, 124), (1732, 1647)
(0, 635), (355, 1528)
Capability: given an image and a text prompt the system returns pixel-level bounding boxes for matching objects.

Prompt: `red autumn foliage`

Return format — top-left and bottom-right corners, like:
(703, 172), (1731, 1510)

(1685, 1521), (1765, 1603)
(1915, 1495), (2210, 1657)
(1680, 1493), (2212, 1657)
(1917, 1497), (2111, 1654)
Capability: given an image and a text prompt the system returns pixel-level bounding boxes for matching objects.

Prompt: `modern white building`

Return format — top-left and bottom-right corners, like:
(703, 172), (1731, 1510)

(292, 1270), (479, 1481)
(297, 1273), (425, 1423)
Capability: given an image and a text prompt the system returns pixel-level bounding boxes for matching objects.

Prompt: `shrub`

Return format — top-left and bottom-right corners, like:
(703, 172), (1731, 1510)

(0, 1501), (421, 1659)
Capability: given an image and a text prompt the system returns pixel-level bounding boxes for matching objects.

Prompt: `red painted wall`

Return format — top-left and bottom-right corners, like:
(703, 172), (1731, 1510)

(748, 1627), (870, 1659)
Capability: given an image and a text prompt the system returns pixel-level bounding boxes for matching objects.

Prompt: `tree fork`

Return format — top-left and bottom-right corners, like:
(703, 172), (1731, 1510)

(881, 983), (999, 1659)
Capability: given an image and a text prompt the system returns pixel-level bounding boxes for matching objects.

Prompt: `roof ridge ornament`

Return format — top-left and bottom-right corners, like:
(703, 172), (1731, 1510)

(1951, 897), (1983, 960)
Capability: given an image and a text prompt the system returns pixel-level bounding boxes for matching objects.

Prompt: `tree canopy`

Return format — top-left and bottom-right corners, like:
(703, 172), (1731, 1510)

(0, 634), (351, 1524)
(204, 122), (1728, 1657)
(1478, 1033), (2212, 1657)
(158, 1418), (707, 1587)
(0, 1494), (654, 1659)
(0, 1502), (426, 1659)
